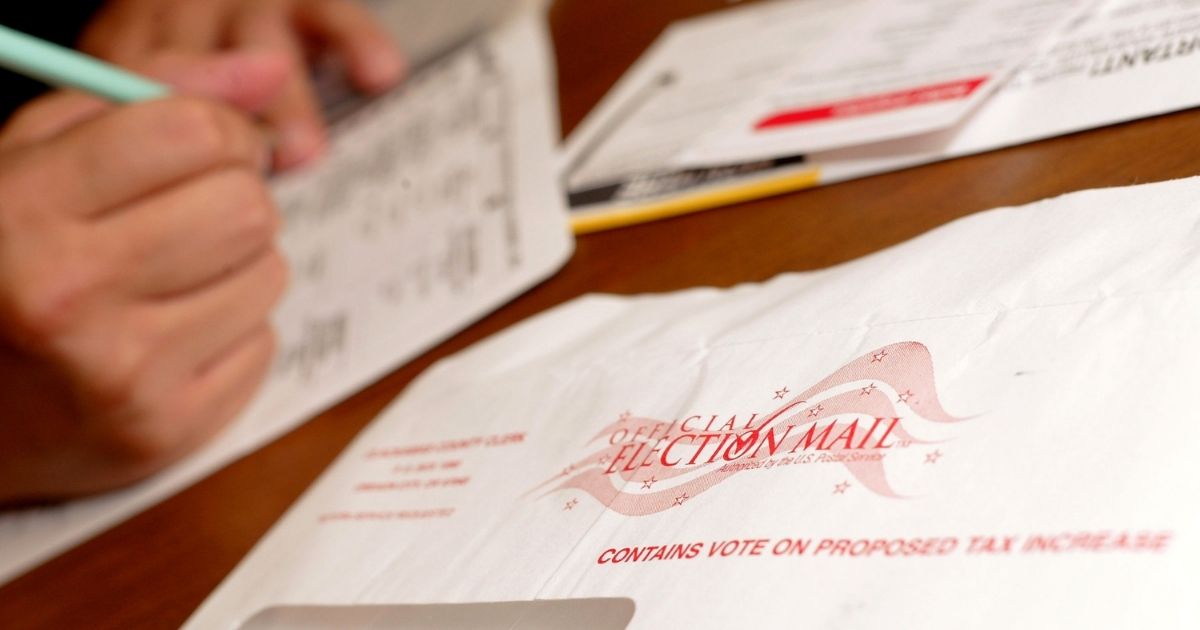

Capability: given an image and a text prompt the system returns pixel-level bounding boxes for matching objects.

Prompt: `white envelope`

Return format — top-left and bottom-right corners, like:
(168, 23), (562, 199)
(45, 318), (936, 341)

(189, 176), (1200, 628)
(561, 0), (1200, 232)
(564, 0), (1085, 190)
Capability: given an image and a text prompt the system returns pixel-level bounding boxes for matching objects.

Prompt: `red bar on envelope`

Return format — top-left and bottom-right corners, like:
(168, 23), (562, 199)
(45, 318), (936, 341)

(754, 75), (989, 131)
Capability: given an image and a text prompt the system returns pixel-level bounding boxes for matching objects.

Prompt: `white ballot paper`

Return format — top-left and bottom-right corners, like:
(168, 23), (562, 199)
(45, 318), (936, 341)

(190, 176), (1200, 629)
(816, 0), (1200, 182)
(0, 8), (570, 584)
(676, 0), (1088, 166)
(565, 0), (1084, 189)
(564, 0), (1200, 232)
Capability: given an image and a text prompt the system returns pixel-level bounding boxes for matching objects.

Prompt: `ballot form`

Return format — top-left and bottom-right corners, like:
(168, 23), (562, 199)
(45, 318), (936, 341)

(564, 0), (1084, 188)
(0, 6), (570, 584)
(564, 0), (1200, 231)
(189, 176), (1200, 629)
(815, 0), (1200, 182)
(677, 0), (1085, 165)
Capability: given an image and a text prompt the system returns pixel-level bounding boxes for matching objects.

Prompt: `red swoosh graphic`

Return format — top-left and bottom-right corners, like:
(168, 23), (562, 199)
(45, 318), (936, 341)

(533, 342), (962, 514)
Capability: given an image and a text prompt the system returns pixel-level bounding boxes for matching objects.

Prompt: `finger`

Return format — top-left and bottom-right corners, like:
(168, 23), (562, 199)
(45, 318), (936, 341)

(135, 50), (292, 114)
(230, 8), (327, 168)
(96, 168), (280, 296)
(158, 0), (230, 51)
(176, 324), (276, 447)
(151, 248), (287, 377)
(77, 0), (158, 63)
(25, 97), (268, 218)
(97, 325), (276, 486)
(0, 92), (110, 150)
(296, 0), (407, 93)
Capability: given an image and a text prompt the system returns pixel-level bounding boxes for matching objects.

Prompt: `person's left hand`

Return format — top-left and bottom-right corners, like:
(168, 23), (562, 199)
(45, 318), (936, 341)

(80, 0), (407, 170)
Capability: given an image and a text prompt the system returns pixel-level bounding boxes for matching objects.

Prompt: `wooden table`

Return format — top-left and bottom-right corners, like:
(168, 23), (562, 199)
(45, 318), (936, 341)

(5, 1), (1200, 627)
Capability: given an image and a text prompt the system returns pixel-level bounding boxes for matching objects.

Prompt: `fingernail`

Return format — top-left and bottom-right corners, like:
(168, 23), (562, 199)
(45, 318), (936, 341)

(276, 122), (326, 169)
(362, 52), (406, 92)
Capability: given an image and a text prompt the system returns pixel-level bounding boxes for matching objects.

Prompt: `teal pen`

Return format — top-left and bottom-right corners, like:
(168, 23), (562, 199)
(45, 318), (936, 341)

(0, 23), (168, 103)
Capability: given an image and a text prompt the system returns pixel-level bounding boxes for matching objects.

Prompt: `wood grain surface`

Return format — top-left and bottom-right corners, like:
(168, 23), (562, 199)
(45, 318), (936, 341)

(4, 1), (1200, 627)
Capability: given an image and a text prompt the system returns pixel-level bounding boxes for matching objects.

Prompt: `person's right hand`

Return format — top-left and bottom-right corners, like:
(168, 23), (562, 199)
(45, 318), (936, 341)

(0, 60), (289, 505)
(81, 0), (407, 169)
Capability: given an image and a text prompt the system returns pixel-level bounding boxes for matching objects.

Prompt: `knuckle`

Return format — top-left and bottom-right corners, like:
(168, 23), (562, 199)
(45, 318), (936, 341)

(99, 415), (184, 474)
(7, 262), (97, 345)
(156, 99), (244, 168)
(222, 170), (279, 244)
(86, 378), (181, 472)
(80, 335), (150, 414)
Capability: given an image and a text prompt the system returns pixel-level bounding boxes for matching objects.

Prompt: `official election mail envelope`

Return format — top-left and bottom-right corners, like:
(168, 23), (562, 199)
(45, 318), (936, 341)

(189, 177), (1200, 628)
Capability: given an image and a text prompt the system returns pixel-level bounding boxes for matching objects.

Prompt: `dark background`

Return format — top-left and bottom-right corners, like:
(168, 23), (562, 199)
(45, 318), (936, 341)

(0, 4), (103, 119)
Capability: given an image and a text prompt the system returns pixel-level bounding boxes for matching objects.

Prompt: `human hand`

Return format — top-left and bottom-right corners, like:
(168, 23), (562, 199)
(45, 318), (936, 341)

(0, 58), (290, 504)
(80, 0), (407, 169)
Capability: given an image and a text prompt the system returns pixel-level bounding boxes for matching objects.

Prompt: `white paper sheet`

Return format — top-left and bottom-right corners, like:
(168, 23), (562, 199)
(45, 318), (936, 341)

(563, 0), (1084, 190)
(678, 0), (1089, 165)
(0, 7), (570, 585)
(562, 0), (1200, 227)
(815, 0), (1200, 182)
(189, 176), (1200, 629)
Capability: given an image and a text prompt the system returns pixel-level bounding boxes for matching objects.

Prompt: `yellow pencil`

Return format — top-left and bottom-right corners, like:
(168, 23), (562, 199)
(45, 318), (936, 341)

(570, 167), (822, 234)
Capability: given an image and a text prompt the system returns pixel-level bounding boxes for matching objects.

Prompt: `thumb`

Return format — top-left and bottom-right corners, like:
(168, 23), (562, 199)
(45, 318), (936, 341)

(135, 50), (293, 114)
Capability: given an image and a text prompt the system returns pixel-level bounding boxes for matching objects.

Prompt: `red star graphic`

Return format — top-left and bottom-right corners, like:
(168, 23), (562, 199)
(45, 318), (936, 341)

(896, 389), (914, 403)
(871, 350), (888, 363)
(773, 386), (790, 400)
(859, 383), (877, 396)
(925, 450), (943, 464)
(833, 481), (851, 494)
(807, 404), (825, 418)
(674, 493), (689, 506)
(564, 498), (579, 511)
(642, 476), (657, 490)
